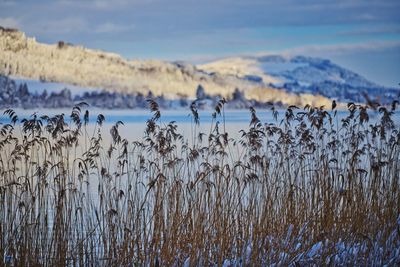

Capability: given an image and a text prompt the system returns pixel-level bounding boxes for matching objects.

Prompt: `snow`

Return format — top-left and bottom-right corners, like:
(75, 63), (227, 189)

(307, 241), (322, 258)
(259, 62), (308, 74)
(183, 257), (190, 267)
(11, 76), (95, 96)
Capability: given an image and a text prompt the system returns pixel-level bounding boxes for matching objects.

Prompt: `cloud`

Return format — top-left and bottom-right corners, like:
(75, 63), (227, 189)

(95, 22), (135, 33)
(92, 0), (130, 10)
(58, 0), (133, 10)
(1, 0), (399, 62)
(0, 17), (20, 29)
(34, 17), (89, 34)
(338, 25), (400, 36)
(188, 41), (400, 64)
(355, 13), (377, 21)
(0, 0), (16, 7)
(279, 41), (400, 57)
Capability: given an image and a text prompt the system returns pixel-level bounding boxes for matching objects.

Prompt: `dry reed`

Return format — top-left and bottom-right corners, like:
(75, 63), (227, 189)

(0, 100), (399, 266)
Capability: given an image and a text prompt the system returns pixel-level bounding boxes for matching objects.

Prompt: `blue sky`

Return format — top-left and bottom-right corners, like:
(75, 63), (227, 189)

(1, 0), (399, 87)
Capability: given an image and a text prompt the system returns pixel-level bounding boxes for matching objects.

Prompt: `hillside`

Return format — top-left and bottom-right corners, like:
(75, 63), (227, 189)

(0, 27), (349, 108)
(200, 55), (399, 104)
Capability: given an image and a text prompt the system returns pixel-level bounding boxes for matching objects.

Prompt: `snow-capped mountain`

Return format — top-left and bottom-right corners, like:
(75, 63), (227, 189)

(0, 27), (335, 108)
(1, 26), (398, 109)
(200, 55), (399, 104)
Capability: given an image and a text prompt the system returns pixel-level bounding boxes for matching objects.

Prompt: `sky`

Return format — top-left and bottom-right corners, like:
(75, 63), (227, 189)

(1, 0), (399, 87)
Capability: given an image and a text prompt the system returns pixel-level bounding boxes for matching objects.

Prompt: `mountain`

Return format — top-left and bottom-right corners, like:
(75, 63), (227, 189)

(1, 27), (397, 109)
(0, 27), (338, 108)
(200, 55), (399, 104)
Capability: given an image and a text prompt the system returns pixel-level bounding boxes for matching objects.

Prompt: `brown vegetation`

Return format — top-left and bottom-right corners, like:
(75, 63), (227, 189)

(0, 101), (399, 265)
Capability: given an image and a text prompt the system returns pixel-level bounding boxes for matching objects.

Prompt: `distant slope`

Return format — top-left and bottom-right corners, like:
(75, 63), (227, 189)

(0, 27), (336, 107)
(200, 55), (399, 104)
(199, 57), (280, 85)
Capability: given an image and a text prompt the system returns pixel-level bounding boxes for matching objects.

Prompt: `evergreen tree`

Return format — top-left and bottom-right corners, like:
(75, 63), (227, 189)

(196, 84), (206, 100)
(232, 88), (244, 101)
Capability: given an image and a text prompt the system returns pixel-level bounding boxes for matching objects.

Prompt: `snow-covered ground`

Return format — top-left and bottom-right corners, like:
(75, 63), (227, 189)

(11, 76), (98, 96)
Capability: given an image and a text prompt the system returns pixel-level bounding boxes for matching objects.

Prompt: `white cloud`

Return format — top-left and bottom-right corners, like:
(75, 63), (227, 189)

(338, 26), (400, 36)
(0, 0), (16, 7)
(95, 22), (135, 33)
(0, 17), (20, 29)
(93, 0), (121, 10)
(58, 0), (133, 10)
(35, 17), (89, 34)
(279, 41), (400, 57)
(188, 41), (400, 64)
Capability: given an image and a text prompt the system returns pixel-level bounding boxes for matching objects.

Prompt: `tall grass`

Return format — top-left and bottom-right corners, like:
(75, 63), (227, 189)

(0, 100), (399, 266)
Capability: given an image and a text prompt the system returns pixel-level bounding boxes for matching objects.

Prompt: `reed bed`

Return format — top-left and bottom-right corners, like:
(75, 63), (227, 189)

(0, 100), (399, 266)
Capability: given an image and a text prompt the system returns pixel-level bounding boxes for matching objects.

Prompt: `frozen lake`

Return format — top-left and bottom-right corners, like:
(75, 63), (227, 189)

(1, 108), (400, 144)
